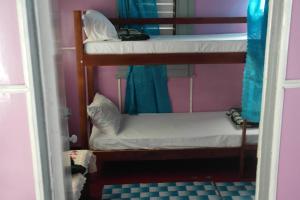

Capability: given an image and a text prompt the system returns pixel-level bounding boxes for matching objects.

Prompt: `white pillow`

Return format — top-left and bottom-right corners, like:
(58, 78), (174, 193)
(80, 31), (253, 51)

(83, 10), (119, 41)
(87, 93), (121, 135)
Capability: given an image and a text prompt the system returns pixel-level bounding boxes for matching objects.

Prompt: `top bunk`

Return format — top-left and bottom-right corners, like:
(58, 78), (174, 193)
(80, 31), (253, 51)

(73, 10), (248, 66)
(85, 33), (247, 55)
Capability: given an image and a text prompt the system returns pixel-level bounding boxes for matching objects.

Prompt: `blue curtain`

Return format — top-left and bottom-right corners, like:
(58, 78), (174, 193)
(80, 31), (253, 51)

(118, 0), (172, 114)
(241, 0), (269, 123)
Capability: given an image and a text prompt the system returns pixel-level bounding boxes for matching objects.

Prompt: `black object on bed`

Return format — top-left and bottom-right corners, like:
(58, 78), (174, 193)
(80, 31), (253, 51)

(226, 108), (259, 129)
(71, 158), (86, 175)
(118, 28), (150, 41)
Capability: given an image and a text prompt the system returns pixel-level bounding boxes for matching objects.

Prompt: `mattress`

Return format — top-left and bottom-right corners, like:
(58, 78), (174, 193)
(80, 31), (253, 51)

(84, 33), (247, 55)
(89, 112), (259, 150)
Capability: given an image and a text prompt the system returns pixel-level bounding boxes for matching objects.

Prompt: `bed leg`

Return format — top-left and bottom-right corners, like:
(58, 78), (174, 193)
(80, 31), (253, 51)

(97, 159), (104, 176)
(239, 121), (247, 178)
(239, 149), (245, 178)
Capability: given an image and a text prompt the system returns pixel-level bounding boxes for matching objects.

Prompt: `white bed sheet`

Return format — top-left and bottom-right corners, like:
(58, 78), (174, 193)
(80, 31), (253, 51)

(84, 33), (247, 55)
(89, 112), (259, 150)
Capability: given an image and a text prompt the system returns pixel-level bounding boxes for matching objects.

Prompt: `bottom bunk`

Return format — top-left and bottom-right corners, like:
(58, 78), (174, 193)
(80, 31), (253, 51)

(89, 112), (258, 151)
(90, 112), (258, 177)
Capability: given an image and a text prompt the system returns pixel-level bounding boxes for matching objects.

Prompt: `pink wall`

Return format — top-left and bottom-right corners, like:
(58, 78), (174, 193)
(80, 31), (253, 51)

(0, 0), (24, 85)
(193, 0), (247, 112)
(277, 1), (300, 199)
(59, 0), (248, 147)
(0, 0), (36, 199)
(195, 0), (247, 34)
(0, 93), (36, 199)
(277, 89), (300, 200)
(286, 0), (300, 80)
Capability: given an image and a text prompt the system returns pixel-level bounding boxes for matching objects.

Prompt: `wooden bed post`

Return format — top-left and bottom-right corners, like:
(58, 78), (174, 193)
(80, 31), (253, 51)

(87, 66), (95, 104)
(240, 121), (247, 177)
(74, 10), (89, 149)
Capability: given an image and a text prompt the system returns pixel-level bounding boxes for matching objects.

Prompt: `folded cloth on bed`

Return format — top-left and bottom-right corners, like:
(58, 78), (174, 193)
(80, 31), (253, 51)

(69, 150), (97, 200)
(71, 158), (86, 175)
(118, 28), (150, 41)
(68, 150), (97, 173)
(72, 173), (86, 200)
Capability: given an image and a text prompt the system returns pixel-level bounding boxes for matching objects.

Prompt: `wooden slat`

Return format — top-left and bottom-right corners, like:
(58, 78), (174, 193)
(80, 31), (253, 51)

(109, 17), (247, 25)
(84, 53), (246, 66)
(87, 66), (95, 104)
(93, 148), (241, 161)
(245, 144), (258, 151)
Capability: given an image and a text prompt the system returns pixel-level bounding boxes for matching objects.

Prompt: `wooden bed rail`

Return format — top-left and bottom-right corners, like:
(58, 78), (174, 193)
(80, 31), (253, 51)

(109, 17), (247, 25)
(84, 53), (246, 66)
(74, 10), (247, 26)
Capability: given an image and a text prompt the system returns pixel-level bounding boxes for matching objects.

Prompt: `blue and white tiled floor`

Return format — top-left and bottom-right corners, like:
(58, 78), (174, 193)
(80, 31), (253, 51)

(102, 181), (255, 200)
(216, 182), (255, 200)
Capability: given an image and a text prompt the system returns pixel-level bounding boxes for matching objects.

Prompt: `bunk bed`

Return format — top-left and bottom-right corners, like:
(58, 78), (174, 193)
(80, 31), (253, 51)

(73, 10), (258, 177)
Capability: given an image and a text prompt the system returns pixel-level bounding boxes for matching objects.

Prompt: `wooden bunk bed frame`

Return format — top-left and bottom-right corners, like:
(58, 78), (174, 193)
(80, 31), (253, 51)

(73, 10), (257, 177)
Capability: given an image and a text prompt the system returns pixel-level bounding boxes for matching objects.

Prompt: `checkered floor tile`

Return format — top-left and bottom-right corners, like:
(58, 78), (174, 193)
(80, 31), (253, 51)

(102, 182), (221, 200)
(101, 182), (256, 200)
(216, 182), (256, 200)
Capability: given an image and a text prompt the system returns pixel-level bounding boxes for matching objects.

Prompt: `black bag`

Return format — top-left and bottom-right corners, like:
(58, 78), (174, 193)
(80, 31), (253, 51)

(118, 28), (150, 41)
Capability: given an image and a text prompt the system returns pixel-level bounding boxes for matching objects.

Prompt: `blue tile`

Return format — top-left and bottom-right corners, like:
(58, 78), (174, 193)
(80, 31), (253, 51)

(102, 181), (255, 200)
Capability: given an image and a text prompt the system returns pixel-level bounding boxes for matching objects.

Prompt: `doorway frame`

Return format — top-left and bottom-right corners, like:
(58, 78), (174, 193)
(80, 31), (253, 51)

(255, 0), (293, 199)
(16, 0), (294, 199)
(16, 0), (70, 199)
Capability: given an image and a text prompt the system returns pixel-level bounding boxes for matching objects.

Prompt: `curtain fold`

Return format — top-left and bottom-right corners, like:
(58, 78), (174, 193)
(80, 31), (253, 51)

(241, 0), (269, 123)
(118, 0), (172, 114)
